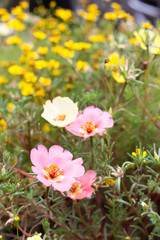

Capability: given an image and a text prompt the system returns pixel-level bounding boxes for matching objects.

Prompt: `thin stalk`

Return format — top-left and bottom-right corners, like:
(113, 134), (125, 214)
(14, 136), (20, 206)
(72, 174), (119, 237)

(134, 92), (160, 129)
(90, 136), (94, 169)
(113, 82), (127, 111)
(142, 46), (150, 140)
(18, 225), (31, 238)
(45, 187), (57, 217)
(74, 202), (97, 240)
(121, 179), (149, 237)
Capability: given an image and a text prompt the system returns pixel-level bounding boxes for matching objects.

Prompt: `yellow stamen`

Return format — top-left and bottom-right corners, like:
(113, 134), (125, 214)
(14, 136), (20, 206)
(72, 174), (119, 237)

(80, 121), (97, 135)
(53, 114), (66, 121)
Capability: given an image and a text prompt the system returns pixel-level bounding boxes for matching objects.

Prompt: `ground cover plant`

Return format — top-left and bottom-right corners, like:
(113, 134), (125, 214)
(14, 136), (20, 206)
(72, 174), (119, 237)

(0, 0), (160, 239)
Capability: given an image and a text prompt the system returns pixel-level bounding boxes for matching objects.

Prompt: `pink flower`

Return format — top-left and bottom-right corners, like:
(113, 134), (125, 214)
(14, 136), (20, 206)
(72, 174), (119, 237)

(30, 145), (85, 192)
(65, 106), (114, 139)
(67, 170), (97, 200)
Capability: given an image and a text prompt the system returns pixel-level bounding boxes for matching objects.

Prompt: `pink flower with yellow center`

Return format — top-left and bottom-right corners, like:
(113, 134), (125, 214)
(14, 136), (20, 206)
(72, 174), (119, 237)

(30, 145), (85, 192)
(67, 170), (97, 200)
(66, 106), (114, 139)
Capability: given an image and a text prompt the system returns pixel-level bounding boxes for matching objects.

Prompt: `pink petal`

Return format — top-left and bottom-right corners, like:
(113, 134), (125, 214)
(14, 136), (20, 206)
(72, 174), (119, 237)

(79, 170), (97, 188)
(52, 177), (75, 191)
(30, 145), (50, 168)
(49, 145), (73, 167)
(37, 175), (53, 187)
(64, 158), (85, 177)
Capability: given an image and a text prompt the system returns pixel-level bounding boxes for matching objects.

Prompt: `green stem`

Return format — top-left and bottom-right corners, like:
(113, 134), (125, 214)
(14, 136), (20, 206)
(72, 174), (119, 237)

(74, 202), (97, 240)
(45, 187), (57, 217)
(90, 136), (94, 169)
(113, 82), (127, 112)
(122, 179), (149, 237)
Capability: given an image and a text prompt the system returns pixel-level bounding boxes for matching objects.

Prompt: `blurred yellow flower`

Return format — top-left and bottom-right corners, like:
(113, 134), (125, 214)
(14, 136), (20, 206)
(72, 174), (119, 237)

(105, 52), (125, 83)
(27, 233), (43, 240)
(7, 19), (25, 31)
(0, 118), (7, 132)
(52, 46), (74, 59)
(49, 35), (60, 44)
(65, 40), (91, 51)
(51, 69), (61, 76)
(20, 1), (29, 9)
(39, 77), (51, 86)
(6, 36), (21, 45)
(76, 60), (89, 72)
(111, 2), (121, 10)
(134, 29), (160, 54)
(38, 47), (48, 55)
(55, 8), (73, 21)
(0, 77), (8, 85)
(42, 124), (51, 132)
(88, 34), (105, 42)
(103, 178), (115, 187)
(132, 148), (147, 158)
(104, 12), (117, 20)
(35, 60), (48, 69)
(20, 43), (33, 52)
(1, 13), (10, 22)
(7, 102), (15, 112)
(19, 81), (34, 96)
(33, 31), (47, 40)
(50, 1), (56, 8)
(8, 65), (23, 75)
(24, 72), (37, 83)
(48, 59), (60, 69)
(142, 21), (153, 29)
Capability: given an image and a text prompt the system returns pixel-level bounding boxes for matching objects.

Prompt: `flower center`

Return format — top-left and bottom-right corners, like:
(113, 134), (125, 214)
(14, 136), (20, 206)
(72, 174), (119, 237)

(43, 164), (64, 182)
(69, 182), (83, 197)
(53, 114), (66, 121)
(79, 121), (97, 135)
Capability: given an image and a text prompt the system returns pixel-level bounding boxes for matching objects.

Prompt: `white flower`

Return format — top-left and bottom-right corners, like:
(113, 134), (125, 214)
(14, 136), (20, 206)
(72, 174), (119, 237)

(0, 23), (13, 36)
(27, 233), (42, 240)
(41, 96), (78, 127)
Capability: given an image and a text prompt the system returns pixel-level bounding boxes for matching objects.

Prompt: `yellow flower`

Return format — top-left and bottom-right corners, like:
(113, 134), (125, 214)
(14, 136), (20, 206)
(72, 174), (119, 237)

(134, 29), (160, 54)
(42, 124), (51, 132)
(112, 71), (125, 83)
(78, 10), (97, 22)
(51, 69), (61, 76)
(102, 178), (115, 187)
(19, 81), (34, 96)
(8, 65), (23, 75)
(0, 8), (7, 15)
(57, 23), (66, 31)
(55, 8), (73, 21)
(105, 52), (125, 83)
(0, 118), (7, 132)
(0, 77), (8, 85)
(88, 34), (105, 42)
(50, 1), (56, 8)
(7, 102), (15, 112)
(14, 216), (19, 222)
(1, 13), (10, 22)
(34, 88), (45, 97)
(104, 12), (117, 20)
(6, 36), (21, 45)
(24, 72), (37, 83)
(116, 10), (129, 19)
(11, 6), (23, 15)
(52, 46), (74, 59)
(20, 1), (29, 9)
(20, 43), (33, 52)
(7, 19), (25, 31)
(64, 40), (91, 51)
(48, 59), (60, 69)
(39, 77), (51, 86)
(65, 83), (74, 90)
(76, 60), (89, 72)
(111, 2), (121, 10)
(35, 60), (48, 69)
(33, 31), (47, 40)
(38, 47), (48, 55)
(132, 148), (147, 158)
(87, 4), (100, 15)
(49, 35), (60, 44)
(142, 21), (153, 29)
